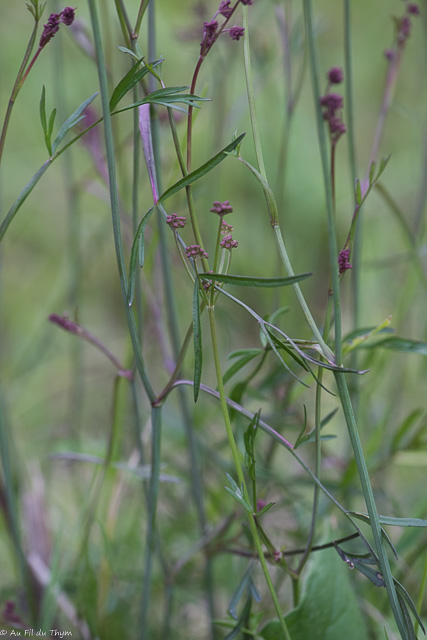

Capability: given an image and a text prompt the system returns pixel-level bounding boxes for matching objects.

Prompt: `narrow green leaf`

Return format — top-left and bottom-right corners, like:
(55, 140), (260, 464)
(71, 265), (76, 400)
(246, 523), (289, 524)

(200, 272), (312, 288)
(109, 58), (162, 111)
(224, 486), (253, 513)
(114, 90), (209, 116)
(392, 409), (424, 453)
(369, 161), (376, 185)
(40, 85), (47, 136)
(0, 160), (52, 243)
(47, 108), (57, 143)
(228, 348), (263, 360)
(372, 336), (427, 356)
(351, 512), (427, 528)
(320, 407), (339, 428)
(228, 563), (253, 620)
(127, 206), (155, 306)
(223, 351), (262, 385)
(52, 92), (98, 154)
(256, 501), (275, 516)
(394, 578), (426, 634)
(193, 279), (202, 403)
(355, 179), (362, 205)
(157, 133), (246, 204)
(117, 45), (140, 59)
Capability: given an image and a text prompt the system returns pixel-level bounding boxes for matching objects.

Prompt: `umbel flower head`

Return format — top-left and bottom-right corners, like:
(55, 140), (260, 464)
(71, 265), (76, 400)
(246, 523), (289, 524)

(220, 234), (238, 250)
(210, 200), (233, 215)
(166, 213), (186, 229)
(338, 249), (352, 274)
(185, 244), (208, 260)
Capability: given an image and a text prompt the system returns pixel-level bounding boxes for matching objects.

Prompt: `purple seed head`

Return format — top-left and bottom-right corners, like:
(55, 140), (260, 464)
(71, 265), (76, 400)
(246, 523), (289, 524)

(328, 67), (344, 84)
(229, 26), (245, 41)
(210, 200), (233, 215)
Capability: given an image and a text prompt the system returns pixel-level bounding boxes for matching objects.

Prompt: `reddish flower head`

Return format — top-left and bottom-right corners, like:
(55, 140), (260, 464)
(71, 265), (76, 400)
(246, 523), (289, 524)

(328, 67), (344, 84)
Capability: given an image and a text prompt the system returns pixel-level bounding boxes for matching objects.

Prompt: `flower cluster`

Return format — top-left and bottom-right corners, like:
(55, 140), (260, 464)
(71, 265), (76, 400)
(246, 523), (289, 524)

(39, 7), (76, 48)
(385, 3), (420, 58)
(210, 200), (233, 215)
(166, 213), (186, 229)
(229, 26), (245, 41)
(221, 221), (234, 234)
(320, 68), (346, 144)
(220, 234), (238, 250)
(219, 0), (233, 18)
(338, 249), (352, 275)
(200, 0), (251, 55)
(185, 244), (208, 260)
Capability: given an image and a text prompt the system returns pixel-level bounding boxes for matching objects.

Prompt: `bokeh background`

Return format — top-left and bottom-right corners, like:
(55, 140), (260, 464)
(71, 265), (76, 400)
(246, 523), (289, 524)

(0, 1), (426, 638)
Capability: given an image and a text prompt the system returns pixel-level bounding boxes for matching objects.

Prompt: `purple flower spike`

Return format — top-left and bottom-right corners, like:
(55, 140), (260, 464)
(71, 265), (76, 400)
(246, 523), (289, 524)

(210, 200), (233, 215)
(328, 67), (344, 84)
(229, 26), (245, 41)
(338, 249), (352, 274)
(39, 13), (61, 47)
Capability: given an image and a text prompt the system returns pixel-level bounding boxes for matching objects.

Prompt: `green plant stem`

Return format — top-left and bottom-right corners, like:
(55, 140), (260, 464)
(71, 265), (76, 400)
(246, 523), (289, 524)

(87, 0), (155, 403)
(414, 553), (427, 637)
(241, 7), (333, 364)
(0, 14), (40, 167)
(207, 305), (292, 640)
(304, 2), (407, 636)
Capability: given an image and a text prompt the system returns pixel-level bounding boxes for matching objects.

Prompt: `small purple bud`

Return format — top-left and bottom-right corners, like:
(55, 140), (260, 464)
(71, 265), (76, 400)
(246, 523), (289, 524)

(241, 0), (253, 4)
(328, 67), (344, 84)
(60, 7), (76, 26)
(384, 48), (395, 61)
(407, 3), (420, 16)
(229, 26), (245, 41)
(320, 93), (344, 111)
(338, 249), (352, 274)
(219, 0), (233, 18)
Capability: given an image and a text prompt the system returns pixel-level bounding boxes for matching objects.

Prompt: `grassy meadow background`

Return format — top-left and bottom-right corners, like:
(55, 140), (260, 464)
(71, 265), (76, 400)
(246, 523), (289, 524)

(0, 0), (426, 638)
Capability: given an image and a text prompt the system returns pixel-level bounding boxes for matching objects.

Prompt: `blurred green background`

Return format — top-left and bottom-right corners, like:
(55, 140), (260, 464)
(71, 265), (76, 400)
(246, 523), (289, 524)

(0, 0), (426, 638)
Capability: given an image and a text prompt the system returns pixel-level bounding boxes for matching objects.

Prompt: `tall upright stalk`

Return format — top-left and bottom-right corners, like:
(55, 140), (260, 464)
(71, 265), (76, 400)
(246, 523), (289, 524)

(303, 2), (408, 637)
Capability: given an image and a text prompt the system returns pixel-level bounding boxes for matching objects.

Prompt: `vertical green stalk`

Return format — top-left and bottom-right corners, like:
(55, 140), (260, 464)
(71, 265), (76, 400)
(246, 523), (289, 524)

(86, 0), (155, 404)
(147, 3), (216, 632)
(303, 2), (408, 637)
(207, 304), (292, 640)
(241, 7), (334, 364)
